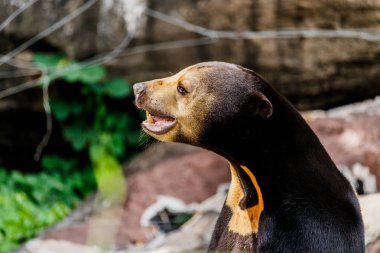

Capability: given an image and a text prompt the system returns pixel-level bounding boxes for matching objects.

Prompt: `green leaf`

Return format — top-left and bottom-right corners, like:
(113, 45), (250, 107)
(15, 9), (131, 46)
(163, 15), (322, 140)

(105, 115), (117, 130)
(80, 65), (106, 84)
(0, 240), (19, 253)
(61, 63), (82, 83)
(70, 102), (84, 116)
(104, 114), (130, 131)
(0, 166), (96, 250)
(62, 64), (106, 84)
(50, 99), (84, 121)
(89, 143), (126, 204)
(89, 142), (106, 162)
(33, 53), (63, 68)
(41, 155), (78, 173)
(109, 134), (125, 156)
(41, 156), (60, 171)
(87, 83), (104, 95)
(111, 114), (131, 131)
(63, 125), (95, 151)
(50, 100), (71, 121)
(102, 78), (132, 98)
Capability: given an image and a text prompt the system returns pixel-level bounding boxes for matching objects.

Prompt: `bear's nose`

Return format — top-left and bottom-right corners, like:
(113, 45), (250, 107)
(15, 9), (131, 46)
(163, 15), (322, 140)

(133, 82), (146, 98)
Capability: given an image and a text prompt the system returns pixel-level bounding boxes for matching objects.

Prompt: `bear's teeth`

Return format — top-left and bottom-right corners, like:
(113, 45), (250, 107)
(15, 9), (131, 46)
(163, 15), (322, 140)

(146, 111), (155, 123)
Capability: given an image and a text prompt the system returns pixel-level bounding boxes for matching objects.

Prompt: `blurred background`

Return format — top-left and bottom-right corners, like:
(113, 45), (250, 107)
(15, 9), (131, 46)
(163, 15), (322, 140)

(0, 0), (379, 252)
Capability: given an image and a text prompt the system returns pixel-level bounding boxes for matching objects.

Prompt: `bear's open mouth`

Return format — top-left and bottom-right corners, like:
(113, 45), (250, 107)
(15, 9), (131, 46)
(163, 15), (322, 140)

(142, 111), (176, 135)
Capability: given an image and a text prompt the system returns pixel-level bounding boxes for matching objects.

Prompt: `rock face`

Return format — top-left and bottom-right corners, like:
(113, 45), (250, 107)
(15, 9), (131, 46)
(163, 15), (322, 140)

(306, 96), (380, 190)
(1, 0), (379, 168)
(138, 0), (380, 109)
(0, 0), (144, 58)
(360, 193), (380, 253)
(1, 0), (380, 109)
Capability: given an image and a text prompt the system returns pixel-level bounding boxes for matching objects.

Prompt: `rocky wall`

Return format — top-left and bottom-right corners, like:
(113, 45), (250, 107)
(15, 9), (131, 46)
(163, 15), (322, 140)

(1, 0), (380, 109)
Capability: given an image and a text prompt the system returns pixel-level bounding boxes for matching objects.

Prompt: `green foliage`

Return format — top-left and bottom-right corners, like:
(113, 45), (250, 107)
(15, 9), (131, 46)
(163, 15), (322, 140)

(89, 143), (126, 203)
(0, 164), (95, 253)
(63, 64), (106, 84)
(33, 52), (141, 159)
(0, 53), (143, 252)
(41, 155), (78, 173)
(33, 53), (63, 68)
(0, 52), (144, 252)
(101, 78), (133, 98)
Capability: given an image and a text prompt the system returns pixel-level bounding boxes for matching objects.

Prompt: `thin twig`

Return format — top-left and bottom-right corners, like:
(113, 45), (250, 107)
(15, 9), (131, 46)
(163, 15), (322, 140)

(0, 2), (378, 165)
(0, 18), (132, 79)
(34, 65), (51, 161)
(32, 23), (139, 159)
(0, 0), (40, 32)
(0, 69), (39, 78)
(4, 7), (379, 100)
(120, 37), (216, 57)
(2, 57), (41, 70)
(0, 78), (40, 99)
(0, 32), (135, 100)
(145, 8), (380, 42)
(0, 0), (98, 66)
(144, 9), (214, 38)
(75, 31), (135, 67)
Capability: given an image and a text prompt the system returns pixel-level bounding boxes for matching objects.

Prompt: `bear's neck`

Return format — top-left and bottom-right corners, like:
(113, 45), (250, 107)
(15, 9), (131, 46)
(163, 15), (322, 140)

(205, 94), (338, 212)
(224, 162), (264, 236)
(206, 96), (343, 248)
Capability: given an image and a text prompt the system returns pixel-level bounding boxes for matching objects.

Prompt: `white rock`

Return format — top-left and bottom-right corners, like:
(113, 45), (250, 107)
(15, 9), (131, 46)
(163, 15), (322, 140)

(359, 193), (380, 245)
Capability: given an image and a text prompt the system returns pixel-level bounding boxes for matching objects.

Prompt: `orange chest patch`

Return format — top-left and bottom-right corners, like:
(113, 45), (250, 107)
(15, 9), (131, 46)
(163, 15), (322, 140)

(226, 163), (264, 236)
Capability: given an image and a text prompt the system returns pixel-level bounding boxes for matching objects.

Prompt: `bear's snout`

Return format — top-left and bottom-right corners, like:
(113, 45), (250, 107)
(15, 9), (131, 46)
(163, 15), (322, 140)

(133, 82), (147, 100)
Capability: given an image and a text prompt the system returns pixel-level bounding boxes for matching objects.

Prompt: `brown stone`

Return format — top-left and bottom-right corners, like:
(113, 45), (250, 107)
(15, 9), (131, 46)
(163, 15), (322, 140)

(306, 98), (380, 190)
(1, 0), (380, 109)
(118, 148), (229, 245)
(43, 148), (229, 247)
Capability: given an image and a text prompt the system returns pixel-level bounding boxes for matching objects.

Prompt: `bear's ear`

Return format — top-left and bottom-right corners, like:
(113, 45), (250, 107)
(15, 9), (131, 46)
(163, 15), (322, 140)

(249, 91), (273, 119)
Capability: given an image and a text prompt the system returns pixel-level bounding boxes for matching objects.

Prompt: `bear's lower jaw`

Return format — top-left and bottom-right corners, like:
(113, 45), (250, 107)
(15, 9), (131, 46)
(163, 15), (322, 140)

(142, 112), (176, 135)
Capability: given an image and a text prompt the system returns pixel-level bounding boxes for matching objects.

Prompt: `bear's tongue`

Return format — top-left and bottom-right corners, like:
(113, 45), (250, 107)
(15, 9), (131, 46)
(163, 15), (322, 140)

(142, 112), (176, 134)
(152, 115), (174, 123)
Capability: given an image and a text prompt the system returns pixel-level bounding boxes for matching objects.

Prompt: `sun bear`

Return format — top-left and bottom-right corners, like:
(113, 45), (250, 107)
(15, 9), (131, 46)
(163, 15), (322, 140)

(133, 62), (365, 253)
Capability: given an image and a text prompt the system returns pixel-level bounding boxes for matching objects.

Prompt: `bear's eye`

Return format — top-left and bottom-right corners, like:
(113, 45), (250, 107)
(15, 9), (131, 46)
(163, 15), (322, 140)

(177, 83), (188, 95)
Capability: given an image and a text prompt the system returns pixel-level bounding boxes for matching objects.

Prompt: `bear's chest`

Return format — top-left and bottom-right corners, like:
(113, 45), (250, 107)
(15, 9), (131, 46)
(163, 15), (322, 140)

(209, 206), (262, 252)
(209, 163), (264, 252)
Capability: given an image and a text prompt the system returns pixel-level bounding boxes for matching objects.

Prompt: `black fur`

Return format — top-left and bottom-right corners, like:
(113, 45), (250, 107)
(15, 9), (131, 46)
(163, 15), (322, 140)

(199, 66), (365, 252)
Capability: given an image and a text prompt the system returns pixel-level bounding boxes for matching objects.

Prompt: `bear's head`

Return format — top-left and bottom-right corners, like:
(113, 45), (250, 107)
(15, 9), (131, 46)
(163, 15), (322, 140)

(133, 62), (273, 147)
